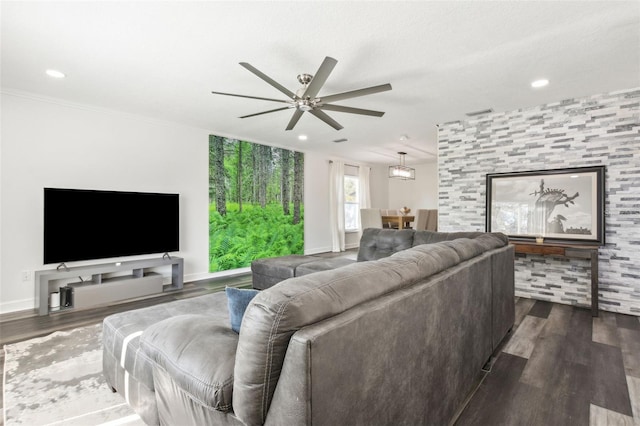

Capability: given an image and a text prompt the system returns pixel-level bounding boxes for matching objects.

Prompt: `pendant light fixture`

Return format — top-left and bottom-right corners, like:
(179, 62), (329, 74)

(389, 152), (415, 180)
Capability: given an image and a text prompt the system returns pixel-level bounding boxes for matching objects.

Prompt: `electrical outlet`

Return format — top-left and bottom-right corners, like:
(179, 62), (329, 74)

(21, 270), (32, 282)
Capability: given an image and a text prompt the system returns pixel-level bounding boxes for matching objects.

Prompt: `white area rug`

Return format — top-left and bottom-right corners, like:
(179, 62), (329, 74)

(3, 323), (144, 426)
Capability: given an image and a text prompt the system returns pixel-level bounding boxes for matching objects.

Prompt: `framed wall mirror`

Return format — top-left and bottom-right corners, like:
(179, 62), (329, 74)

(486, 166), (605, 245)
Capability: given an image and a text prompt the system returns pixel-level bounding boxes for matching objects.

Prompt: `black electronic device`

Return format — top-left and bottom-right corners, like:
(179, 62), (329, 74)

(44, 188), (179, 264)
(60, 286), (73, 307)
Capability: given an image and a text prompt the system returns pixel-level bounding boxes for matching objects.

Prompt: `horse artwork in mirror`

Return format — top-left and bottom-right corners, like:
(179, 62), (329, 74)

(486, 166), (605, 245)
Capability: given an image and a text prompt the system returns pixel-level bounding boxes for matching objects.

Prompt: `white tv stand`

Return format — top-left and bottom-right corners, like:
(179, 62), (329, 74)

(36, 256), (183, 316)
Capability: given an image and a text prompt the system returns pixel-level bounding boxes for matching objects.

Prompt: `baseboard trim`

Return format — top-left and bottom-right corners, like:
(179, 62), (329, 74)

(305, 246), (333, 255)
(0, 298), (36, 316)
(184, 267), (251, 283)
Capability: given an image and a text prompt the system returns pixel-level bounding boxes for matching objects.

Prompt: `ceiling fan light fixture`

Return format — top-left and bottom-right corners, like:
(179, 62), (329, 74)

(389, 152), (415, 180)
(297, 99), (313, 111)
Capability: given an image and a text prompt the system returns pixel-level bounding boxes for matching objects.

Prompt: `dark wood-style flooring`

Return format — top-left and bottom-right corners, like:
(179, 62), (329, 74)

(456, 298), (640, 426)
(1, 269), (639, 425)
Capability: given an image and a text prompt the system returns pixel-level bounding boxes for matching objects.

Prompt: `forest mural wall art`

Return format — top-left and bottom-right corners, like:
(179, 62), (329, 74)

(209, 135), (304, 272)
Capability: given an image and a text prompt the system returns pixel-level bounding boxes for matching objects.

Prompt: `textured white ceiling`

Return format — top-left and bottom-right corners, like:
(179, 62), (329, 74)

(2, 1), (639, 165)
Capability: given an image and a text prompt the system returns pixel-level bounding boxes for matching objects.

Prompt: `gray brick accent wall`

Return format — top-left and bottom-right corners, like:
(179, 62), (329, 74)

(438, 87), (640, 315)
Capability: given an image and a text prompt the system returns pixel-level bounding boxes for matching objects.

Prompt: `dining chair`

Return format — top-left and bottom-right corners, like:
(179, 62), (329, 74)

(415, 209), (428, 231)
(426, 209), (438, 231)
(360, 208), (383, 230)
(415, 209), (438, 231)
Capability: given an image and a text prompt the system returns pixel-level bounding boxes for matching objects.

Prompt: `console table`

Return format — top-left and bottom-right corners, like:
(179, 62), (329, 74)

(510, 241), (599, 317)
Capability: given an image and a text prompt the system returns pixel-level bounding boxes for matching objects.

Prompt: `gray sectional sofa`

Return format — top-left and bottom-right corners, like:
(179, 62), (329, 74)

(102, 229), (515, 425)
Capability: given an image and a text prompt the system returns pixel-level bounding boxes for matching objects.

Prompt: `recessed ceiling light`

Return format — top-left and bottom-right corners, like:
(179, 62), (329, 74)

(298, 135), (308, 141)
(46, 69), (66, 79)
(531, 79), (549, 88)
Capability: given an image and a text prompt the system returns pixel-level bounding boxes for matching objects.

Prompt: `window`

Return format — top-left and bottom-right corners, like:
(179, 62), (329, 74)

(344, 174), (359, 231)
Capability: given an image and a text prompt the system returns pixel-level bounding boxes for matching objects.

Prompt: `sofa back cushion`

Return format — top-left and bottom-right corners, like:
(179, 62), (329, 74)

(232, 235), (507, 426)
(357, 228), (415, 261)
(413, 230), (481, 245)
(414, 230), (508, 248)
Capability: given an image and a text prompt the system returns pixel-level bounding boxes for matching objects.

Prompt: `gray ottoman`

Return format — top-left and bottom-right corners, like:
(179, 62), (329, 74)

(250, 254), (320, 289)
(102, 292), (230, 425)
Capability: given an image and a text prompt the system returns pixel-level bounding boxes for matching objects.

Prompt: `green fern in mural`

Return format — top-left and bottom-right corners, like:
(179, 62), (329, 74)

(209, 203), (304, 272)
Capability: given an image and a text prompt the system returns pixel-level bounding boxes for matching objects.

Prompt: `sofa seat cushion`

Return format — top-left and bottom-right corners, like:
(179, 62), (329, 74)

(140, 314), (239, 412)
(295, 257), (355, 276)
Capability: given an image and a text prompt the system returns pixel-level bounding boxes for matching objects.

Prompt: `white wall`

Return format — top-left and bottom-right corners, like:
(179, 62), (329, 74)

(369, 165), (390, 209)
(303, 156), (332, 254)
(386, 162), (438, 211)
(0, 92), (333, 313)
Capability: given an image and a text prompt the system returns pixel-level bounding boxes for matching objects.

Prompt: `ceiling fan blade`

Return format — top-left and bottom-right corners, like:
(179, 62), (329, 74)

(302, 56), (338, 100)
(318, 104), (385, 117)
(285, 110), (304, 131)
(239, 62), (296, 99)
(320, 83), (392, 103)
(211, 91), (290, 104)
(240, 106), (292, 119)
(309, 109), (343, 130)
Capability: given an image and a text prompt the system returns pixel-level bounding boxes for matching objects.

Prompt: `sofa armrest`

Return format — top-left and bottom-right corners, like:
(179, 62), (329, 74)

(264, 335), (311, 426)
(490, 245), (515, 350)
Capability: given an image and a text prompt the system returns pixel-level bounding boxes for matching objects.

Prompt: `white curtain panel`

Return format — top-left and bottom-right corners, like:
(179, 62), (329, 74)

(357, 165), (372, 239)
(358, 166), (371, 209)
(329, 161), (345, 252)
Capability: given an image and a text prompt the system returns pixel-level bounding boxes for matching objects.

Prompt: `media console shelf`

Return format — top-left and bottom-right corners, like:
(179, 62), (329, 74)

(36, 256), (183, 316)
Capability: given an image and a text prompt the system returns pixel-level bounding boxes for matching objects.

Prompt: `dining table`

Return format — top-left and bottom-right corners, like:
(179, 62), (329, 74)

(381, 215), (415, 229)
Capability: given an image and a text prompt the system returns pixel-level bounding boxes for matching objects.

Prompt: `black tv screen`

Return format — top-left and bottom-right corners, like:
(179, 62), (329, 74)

(44, 188), (179, 264)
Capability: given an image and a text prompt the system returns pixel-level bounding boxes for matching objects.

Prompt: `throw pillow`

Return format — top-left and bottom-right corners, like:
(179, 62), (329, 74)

(225, 287), (259, 333)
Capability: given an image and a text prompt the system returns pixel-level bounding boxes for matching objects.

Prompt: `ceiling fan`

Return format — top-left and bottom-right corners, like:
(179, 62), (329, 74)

(211, 56), (392, 131)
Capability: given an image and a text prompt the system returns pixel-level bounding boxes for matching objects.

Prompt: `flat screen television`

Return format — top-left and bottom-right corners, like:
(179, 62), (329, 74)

(44, 188), (179, 264)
